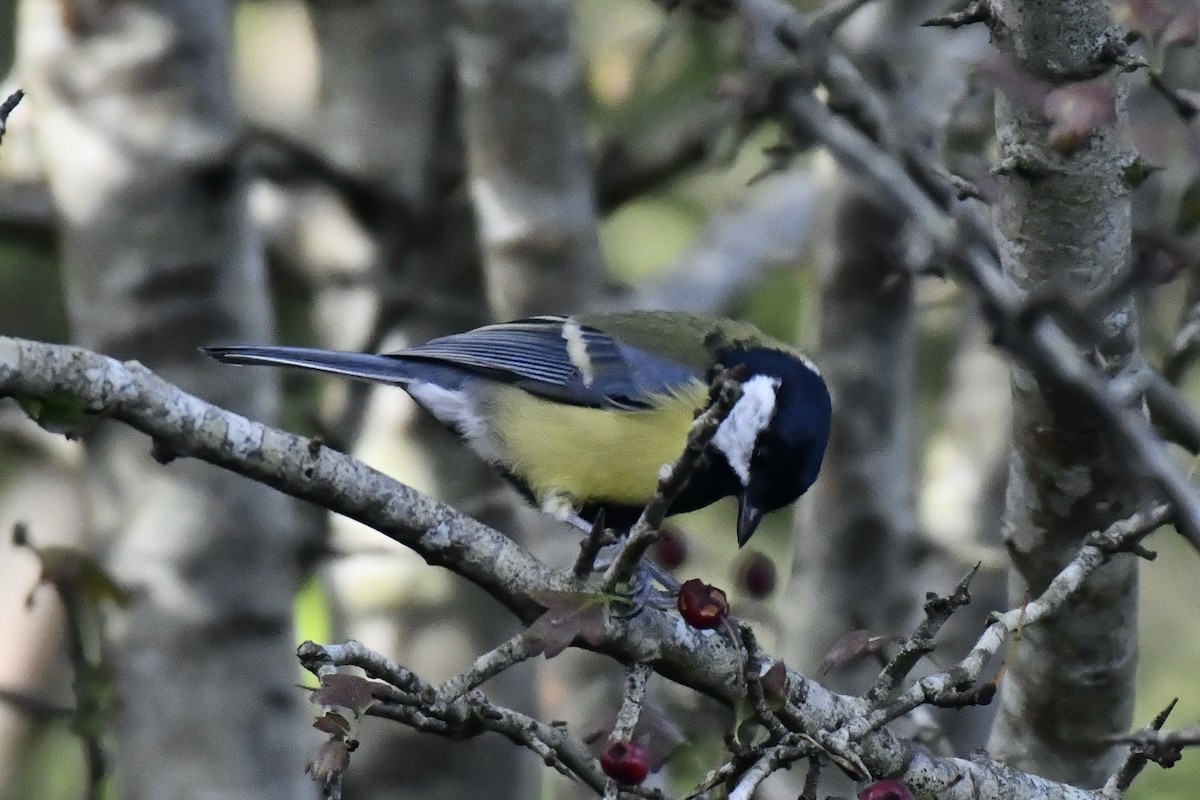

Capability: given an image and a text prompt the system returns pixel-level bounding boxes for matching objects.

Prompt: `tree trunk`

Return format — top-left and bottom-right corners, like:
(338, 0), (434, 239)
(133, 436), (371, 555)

(20, 2), (312, 798)
(452, 0), (604, 318)
(987, 0), (1142, 787)
(302, 3), (538, 799)
(782, 176), (919, 678)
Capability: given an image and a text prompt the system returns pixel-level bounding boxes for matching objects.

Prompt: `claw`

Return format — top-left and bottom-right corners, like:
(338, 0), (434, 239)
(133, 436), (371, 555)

(610, 559), (681, 618)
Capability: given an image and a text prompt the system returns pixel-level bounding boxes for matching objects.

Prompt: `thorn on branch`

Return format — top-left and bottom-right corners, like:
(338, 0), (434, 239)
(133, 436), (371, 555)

(746, 140), (796, 186)
(1084, 503), (1171, 557)
(573, 509), (616, 578)
(946, 171), (988, 202)
(1103, 699), (1190, 795)
(0, 89), (23, 145)
(150, 438), (178, 465)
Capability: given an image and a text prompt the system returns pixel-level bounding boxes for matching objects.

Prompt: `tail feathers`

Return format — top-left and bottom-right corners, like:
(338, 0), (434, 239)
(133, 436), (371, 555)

(202, 345), (412, 386)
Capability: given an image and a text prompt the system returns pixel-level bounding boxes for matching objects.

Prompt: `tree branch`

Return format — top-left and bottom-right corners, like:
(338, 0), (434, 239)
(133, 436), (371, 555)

(0, 335), (1147, 799)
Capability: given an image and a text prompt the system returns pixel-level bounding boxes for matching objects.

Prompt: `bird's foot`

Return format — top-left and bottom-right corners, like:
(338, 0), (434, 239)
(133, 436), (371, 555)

(608, 559), (680, 618)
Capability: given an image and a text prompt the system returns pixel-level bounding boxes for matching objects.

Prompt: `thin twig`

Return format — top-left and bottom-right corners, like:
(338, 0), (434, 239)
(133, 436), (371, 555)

(14, 527), (110, 800)
(601, 370), (744, 591)
(739, 623), (789, 741)
(846, 504), (1172, 740)
(1100, 699), (1183, 797)
(866, 565), (978, 704)
(304, 639), (615, 794)
(0, 89), (23, 145)
(610, 663), (653, 743)
(436, 632), (540, 703)
(780, 73), (1200, 551)
(727, 742), (811, 800)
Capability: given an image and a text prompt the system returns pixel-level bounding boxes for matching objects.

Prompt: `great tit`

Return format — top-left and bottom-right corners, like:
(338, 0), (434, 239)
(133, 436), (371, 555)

(204, 312), (831, 546)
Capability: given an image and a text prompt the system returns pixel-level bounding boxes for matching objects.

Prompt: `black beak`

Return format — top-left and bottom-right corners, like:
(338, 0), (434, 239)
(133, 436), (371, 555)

(737, 491), (765, 547)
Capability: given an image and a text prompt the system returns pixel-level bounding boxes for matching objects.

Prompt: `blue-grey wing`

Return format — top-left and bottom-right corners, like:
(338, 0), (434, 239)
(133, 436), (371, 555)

(397, 316), (700, 409)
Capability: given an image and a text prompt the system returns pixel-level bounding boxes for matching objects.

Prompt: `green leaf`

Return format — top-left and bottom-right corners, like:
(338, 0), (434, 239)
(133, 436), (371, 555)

(1123, 157), (1161, 189)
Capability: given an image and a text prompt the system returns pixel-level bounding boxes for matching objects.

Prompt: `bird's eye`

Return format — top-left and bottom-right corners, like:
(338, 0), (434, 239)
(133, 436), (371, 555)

(753, 442), (771, 462)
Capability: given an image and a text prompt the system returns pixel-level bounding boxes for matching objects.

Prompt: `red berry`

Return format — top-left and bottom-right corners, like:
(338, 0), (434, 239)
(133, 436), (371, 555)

(735, 551), (777, 598)
(677, 578), (729, 629)
(600, 740), (649, 785)
(859, 778), (914, 800)
(653, 529), (689, 570)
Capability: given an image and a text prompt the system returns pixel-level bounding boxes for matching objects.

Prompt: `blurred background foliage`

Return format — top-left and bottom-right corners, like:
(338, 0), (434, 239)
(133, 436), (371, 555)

(0, 0), (1197, 798)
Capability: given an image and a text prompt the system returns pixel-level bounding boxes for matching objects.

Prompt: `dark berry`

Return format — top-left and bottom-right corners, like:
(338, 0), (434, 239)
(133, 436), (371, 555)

(600, 740), (649, 785)
(735, 550), (777, 598)
(677, 578), (729, 629)
(653, 529), (689, 570)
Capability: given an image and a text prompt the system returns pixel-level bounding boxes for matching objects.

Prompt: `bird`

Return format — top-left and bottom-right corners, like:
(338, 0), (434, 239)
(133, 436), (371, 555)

(203, 312), (831, 547)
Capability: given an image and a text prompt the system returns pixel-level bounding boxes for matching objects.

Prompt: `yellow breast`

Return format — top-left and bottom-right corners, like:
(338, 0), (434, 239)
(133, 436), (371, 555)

(488, 381), (709, 507)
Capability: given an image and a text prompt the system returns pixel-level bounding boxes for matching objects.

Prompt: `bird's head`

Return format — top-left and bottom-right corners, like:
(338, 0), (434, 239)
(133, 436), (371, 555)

(710, 347), (831, 546)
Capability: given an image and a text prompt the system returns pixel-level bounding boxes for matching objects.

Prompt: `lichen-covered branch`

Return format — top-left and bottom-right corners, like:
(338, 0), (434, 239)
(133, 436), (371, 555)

(0, 335), (1164, 799)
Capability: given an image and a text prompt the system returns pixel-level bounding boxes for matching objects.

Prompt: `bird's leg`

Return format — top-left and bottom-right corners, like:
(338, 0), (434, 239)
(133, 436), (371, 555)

(558, 509), (680, 616)
(540, 491), (584, 525)
(610, 558), (680, 618)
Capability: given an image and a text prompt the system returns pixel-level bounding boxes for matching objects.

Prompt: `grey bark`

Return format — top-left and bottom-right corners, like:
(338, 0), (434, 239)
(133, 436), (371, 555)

(0, 334), (1137, 800)
(452, 0), (604, 318)
(18, 2), (311, 798)
(987, 0), (1142, 787)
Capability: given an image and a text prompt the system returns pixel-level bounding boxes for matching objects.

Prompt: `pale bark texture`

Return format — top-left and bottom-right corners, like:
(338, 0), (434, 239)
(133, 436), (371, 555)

(452, 0), (604, 318)
(302, 3), (537, 799)
(18, 2), (312, 798)
(987, 0), (1142, 786)
(308, 0), (448, 200)
(0, 333), (1134, 800)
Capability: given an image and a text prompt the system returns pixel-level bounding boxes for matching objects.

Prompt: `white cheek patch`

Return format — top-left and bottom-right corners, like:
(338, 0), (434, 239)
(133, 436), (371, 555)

(712, 374), (781, 484)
